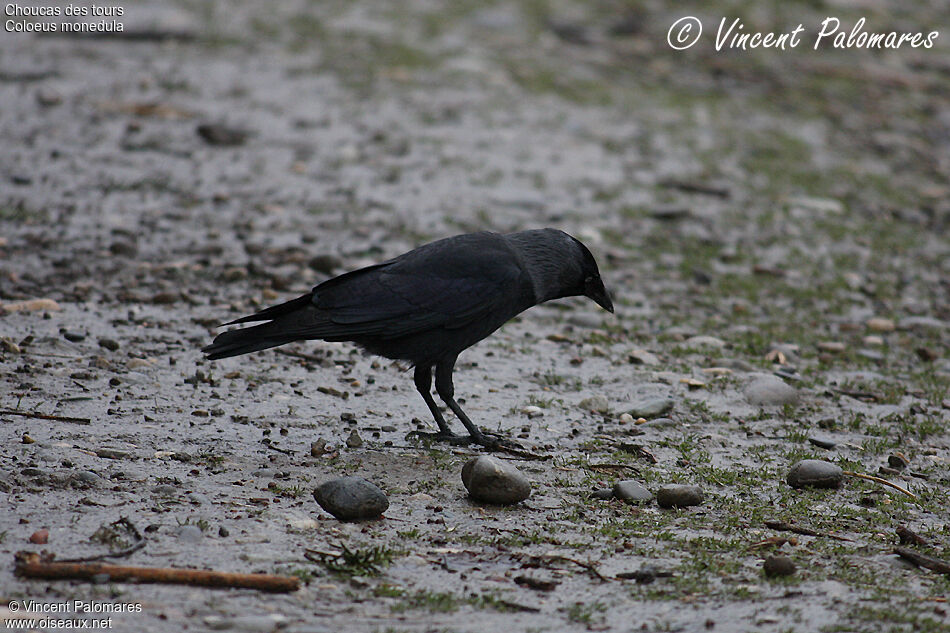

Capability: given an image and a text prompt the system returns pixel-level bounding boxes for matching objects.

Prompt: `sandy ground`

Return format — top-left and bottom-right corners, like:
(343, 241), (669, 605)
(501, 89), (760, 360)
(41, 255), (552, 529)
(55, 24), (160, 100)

(2, 1), (950, 631)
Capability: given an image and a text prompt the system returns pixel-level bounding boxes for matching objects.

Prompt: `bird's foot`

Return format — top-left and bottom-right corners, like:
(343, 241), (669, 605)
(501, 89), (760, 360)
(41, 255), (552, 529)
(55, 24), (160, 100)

(405, 430), (474, 446)
(470, 430), (551, 461)
(407, 429), (550, 460)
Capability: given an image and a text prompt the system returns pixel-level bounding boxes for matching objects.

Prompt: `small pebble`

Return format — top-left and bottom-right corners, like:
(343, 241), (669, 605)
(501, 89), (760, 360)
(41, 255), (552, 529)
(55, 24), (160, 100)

(627, 397), (674, 419)
(681, 335), (726, 349)
(63, 331), (85, 342)
(0, 337), (20, 353)
(98, 338), (120, 351)
(627, 349), (660, 365)
(196, 123), (249, 146)
(310, 439), (329, 456)
(817, 341), (846, 353)
(346, 430), (363, 448)
(655, 484), (704, 508)
(71, 471), (103, 486)
(613, 480), (653, 504)
(641, 417), (675, 429)
(618, 413), (634, 424)
(744, 375), (798, 406)
(29, 529), (49, 544)
(218, 526), (229, 537)
(2, 298), (61, 312)
(807, 437), (837, 450)
(175, 525), (203, 543)
(21, 434), (35, 444)
(763, 555), (796, 577)
(786, 459), (843, 489)
(313, 476), (389, 520)
(857, 349), (884, 362)
(866, 317), (895, 332)
(522, 405), (544, 419)
(590, 488), (614, 500)
(151, 484), (178, 495)
(308, 254), (342, 274)
(578, 394), (609, 413)
(461, 455), (531, 505)
(887, 454), (909, 470)
(95, 448), (129, 459)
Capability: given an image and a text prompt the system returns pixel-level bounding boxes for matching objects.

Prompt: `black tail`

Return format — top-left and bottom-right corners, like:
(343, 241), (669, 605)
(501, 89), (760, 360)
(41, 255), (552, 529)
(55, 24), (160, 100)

(202, 293), (317, 360)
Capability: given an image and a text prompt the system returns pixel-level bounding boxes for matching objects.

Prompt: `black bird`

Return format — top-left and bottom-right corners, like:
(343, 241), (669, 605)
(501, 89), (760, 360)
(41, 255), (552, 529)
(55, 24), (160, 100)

(202, 229), (613, 447)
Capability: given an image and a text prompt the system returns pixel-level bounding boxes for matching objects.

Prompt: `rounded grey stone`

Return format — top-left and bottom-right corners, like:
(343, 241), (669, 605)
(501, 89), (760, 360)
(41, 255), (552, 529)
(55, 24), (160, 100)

(655, 484), (704, 508)
(627, 398), (674, 419)
(744, 375), (799, 406)
(461, 455), (531, 505)
(763, 555), (796, 577)
(176, 525), (203, 543)
(787, 459), (843, 489)
(807, 436), (837, 450)
(590, 488), (614, 500)
(612, 480), (653, 504)
(313, 476), (389, 520)
(151, 484), (178, 496)
(71, 471), (103, 486)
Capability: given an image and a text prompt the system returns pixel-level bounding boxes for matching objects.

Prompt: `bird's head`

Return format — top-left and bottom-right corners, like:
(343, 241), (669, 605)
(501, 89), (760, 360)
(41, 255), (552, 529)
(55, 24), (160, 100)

(506, 228), (615, 313)
(571, 238), (613, 313)
(582, 270), (614, 313)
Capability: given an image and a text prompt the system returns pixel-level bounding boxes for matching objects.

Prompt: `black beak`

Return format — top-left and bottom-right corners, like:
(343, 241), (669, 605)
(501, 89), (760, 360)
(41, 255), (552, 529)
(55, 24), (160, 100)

(586, 277), (614, 313)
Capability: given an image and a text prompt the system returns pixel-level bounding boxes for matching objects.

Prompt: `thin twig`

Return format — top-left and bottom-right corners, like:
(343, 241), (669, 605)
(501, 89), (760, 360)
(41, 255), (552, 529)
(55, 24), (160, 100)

(897, 526), (929, 546)
(843, 470), (917, 500)
(262, 441), (295, 455)
(57, 541), (146, 563)
(0, 409), (91, 425)
(57, 518), (146, 563)
(764, 520), (852, 542)
(831, 388), (879, 401)
(15, 552), (300, 592)
(532, 554), (612, 582)
(895, 547), (950, 576)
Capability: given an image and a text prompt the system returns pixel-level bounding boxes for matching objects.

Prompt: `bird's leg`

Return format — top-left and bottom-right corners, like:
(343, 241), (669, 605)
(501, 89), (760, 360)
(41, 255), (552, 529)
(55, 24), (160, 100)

(433, 358), (498, 449)
(406, 364), (471, 445)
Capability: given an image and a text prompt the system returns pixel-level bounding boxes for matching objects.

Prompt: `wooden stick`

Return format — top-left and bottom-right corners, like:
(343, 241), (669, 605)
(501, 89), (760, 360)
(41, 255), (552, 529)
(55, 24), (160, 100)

(896, 525), (929, 546)
(15, 552), (299, 592)
(764, 520), (852, 542)
(895, 547), (950, 576)
(843, 470), (917, 500)
(0, 409), (91, 425)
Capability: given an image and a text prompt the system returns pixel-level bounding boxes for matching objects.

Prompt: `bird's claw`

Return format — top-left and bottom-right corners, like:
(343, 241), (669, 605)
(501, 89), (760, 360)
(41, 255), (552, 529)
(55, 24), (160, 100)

(406, 430), (474, 446)
(407, 428), (550, 460)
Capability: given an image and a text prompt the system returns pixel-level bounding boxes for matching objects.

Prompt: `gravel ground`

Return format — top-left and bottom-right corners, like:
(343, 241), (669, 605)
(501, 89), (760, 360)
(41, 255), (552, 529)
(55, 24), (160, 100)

(2, 1), (949, 632)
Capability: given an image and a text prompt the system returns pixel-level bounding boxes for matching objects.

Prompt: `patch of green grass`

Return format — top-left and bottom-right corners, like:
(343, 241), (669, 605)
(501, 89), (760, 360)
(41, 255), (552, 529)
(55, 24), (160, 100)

(391, 590), (459, 613)
(564, 601), (607, 626)
(176, 517), (210, 532)
(315, 543), (401, 577)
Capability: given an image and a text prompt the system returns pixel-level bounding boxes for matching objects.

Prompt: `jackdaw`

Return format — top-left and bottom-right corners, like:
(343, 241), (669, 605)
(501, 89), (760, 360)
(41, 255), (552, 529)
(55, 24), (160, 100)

(202, 229), (613, 447)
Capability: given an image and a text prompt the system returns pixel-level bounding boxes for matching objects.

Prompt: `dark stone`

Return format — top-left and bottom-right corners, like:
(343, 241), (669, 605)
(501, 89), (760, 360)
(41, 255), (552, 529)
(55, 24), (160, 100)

(313, 476), (389, 520)
(612, 480), (653, 504)
(786, 459), (843, 489)
(763, 555), (796, 577)
(461, 455), (531, 505)
(656, 484), (704, 508)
